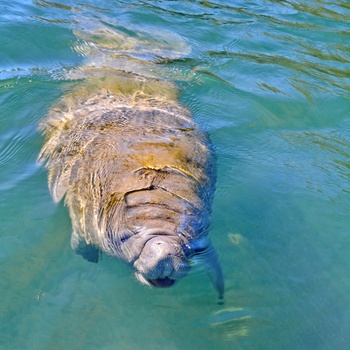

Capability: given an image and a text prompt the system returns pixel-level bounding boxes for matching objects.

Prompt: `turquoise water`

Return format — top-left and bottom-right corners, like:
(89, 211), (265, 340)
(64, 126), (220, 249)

(1, 1), (349, 349)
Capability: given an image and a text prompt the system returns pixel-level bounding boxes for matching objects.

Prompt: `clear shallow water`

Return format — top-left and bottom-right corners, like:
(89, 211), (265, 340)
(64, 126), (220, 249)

(1, 1), (349, 349)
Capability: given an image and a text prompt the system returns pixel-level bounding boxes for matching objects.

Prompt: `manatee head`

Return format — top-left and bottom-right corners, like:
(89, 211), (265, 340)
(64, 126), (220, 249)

(133, 236), (191, 288)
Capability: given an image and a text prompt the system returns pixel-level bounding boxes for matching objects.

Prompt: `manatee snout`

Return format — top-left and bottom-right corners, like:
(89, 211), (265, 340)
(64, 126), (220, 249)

(133, 236), (190, 288)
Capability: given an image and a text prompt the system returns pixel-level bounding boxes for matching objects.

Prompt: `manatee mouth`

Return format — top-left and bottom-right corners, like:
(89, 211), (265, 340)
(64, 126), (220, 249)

(148, 277), (176, 288)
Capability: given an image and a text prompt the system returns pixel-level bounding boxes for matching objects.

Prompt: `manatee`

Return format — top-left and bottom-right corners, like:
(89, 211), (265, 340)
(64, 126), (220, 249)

(38, 21), (224, 299)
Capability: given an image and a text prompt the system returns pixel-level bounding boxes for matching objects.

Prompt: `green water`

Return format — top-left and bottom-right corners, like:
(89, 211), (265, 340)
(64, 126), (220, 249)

(1, 1), (349, 349)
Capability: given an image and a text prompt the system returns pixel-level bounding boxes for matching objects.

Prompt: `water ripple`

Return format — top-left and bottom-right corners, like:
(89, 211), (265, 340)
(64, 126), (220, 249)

(0, 133), (25, 166)
(1, 2), (349, 349)
(141, 0), (350, 99)
(33, 0), (82, 12)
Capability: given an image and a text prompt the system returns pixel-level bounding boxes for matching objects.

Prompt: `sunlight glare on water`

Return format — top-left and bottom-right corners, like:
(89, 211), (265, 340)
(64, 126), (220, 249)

(0, 1), (349, 349)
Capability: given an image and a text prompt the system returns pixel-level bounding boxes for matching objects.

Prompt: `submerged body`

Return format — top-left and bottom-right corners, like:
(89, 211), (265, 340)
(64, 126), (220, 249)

(39, 28), (224, 298)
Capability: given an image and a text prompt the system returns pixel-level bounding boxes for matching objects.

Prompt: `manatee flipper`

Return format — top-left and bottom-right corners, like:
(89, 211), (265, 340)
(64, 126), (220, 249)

(202, 245), (224, 301)
(71, 230), (100, 263)
(191, 239), (224, 300)
(75, 241), (101, 263)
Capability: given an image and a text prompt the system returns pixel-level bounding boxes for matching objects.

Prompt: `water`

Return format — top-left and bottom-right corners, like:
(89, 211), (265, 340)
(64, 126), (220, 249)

(1, 1), (349, 349)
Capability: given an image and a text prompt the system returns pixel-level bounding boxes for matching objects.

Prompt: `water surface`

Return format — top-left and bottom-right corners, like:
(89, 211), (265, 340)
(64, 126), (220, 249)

(1, 1), (349, 349)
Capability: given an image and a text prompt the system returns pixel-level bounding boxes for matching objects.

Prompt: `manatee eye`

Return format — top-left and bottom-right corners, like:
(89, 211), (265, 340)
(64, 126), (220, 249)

(193, 246), (207, 254)
(107, 230), (131, 246)
(182, 241), (209, 258)
(120, 232), (132, 243)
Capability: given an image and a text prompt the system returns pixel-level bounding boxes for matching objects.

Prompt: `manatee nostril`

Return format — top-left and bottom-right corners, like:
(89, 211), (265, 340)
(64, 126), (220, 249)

(148, 277), (175, 288)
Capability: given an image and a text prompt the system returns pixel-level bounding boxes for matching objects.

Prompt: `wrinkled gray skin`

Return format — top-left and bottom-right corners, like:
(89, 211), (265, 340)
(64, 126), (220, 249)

(38, 26), (224, 299)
